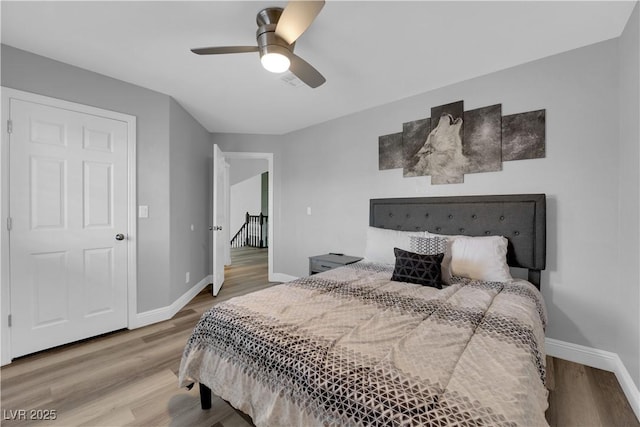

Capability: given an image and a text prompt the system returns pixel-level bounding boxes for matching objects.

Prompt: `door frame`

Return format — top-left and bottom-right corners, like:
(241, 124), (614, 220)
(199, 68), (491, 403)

(223, 152), (275, 281)
(0, 87), (137, 365)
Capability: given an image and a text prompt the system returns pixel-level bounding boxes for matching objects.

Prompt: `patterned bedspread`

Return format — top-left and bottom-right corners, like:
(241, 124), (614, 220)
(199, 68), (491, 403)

(179, 262), (548, 426)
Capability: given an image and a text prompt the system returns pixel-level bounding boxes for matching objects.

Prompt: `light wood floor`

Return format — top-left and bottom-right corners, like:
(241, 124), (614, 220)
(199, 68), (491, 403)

(1, 247), (638, 427)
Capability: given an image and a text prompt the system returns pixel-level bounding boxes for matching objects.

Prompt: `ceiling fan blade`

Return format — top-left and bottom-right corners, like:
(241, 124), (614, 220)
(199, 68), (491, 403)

(275, 1), (325, 45)
(288, 53), (326, 88)
(191, 46), (259, 55)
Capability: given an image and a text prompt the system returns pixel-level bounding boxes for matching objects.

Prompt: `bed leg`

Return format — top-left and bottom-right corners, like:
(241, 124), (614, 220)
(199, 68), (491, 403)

(199, 383), (212, 410)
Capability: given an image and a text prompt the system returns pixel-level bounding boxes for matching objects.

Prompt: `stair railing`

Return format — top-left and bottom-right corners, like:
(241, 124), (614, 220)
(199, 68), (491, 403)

(230, 212), (268, 248)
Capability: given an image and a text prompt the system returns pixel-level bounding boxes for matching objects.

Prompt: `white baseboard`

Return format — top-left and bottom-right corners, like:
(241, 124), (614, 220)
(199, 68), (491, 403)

(270, 272), (298, 283)
(546, 338), (640, 421)
(130, 275), (211, 329)
(132, 271), (293, 329)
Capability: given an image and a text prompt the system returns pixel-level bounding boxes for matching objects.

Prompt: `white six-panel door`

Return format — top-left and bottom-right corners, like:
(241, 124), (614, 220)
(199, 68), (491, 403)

(9, 97), (129, 358)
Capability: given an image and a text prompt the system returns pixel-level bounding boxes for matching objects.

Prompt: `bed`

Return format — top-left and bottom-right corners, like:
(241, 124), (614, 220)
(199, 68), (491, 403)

(179, 194), (548, 426)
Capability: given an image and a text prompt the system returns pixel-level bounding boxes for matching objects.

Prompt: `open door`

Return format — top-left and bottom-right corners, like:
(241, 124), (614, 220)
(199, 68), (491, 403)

(212, 144), (227, 296)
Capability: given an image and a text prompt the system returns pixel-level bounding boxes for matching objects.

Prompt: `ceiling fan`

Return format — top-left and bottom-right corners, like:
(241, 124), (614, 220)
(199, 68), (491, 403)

(191, 1), (326, 88)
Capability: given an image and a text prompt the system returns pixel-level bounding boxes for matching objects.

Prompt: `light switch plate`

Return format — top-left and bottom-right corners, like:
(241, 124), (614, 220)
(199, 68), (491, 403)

(138, 205), (149, 218)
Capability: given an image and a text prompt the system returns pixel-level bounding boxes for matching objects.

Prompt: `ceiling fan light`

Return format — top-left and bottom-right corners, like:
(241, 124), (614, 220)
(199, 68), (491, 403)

(261, 52), (290, 73)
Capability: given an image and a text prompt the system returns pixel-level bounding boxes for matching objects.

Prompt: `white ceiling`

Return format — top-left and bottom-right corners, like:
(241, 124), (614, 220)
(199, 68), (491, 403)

(1, 1), (636, 135)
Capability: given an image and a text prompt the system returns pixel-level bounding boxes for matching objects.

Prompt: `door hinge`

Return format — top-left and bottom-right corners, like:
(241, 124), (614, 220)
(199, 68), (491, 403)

(6, 217), (12, 231)
(8, 314), (11, 327)
(6, 120), (12, 134)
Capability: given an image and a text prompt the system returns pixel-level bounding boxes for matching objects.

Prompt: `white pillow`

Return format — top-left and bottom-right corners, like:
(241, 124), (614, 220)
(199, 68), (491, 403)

(450, 235), (512, 282)
(364, 227), (425, 264)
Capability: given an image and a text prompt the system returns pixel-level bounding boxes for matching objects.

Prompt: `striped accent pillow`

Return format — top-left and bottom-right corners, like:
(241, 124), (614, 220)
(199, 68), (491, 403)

(409, 236), (447, 255)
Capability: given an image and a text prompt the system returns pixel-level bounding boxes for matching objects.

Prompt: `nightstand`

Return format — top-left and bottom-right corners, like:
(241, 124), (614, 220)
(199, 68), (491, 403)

(309, 254), (363, 275)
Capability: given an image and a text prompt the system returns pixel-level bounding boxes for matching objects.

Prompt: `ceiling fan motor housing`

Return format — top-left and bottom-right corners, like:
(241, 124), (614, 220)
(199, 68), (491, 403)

(256, 7), (293, 59)
(256, 7), (282, 26)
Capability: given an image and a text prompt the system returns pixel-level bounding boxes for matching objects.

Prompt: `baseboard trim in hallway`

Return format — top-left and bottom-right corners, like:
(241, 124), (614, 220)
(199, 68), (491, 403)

(131, 274), (212, 329)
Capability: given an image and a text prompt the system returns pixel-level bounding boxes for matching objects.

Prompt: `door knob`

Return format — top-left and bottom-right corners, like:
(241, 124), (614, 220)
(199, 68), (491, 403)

(213, 226), (223, 231)
(115, 233), (125, 241)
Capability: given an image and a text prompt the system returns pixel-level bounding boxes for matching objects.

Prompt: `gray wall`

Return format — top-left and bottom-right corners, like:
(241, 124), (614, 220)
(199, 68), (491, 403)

(617, 2), (640, 390)
(169, 99), (212, 303)
(2, 45), (211, 313)
(218, 37), (639, 386)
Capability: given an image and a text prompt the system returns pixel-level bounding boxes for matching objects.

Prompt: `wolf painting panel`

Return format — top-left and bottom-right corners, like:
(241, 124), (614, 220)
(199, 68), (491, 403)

(415, 114), (468, 184)
(464, 104), (502, 173)
(378, 132), (404, 170)
(403, 118), (431, 177)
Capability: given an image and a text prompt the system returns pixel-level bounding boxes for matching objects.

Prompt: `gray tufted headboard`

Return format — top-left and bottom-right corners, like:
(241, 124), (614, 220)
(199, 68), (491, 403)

(369, 194), (546, 288)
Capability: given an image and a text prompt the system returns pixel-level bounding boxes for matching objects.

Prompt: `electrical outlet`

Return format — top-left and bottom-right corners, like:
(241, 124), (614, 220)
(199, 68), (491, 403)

(185, 272), (190, 283)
